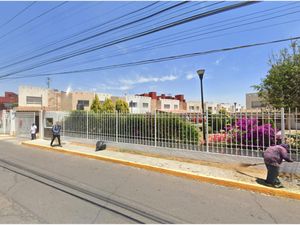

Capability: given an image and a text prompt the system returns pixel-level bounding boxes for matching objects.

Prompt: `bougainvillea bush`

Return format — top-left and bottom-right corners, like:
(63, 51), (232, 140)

(225, 117), (277, 149)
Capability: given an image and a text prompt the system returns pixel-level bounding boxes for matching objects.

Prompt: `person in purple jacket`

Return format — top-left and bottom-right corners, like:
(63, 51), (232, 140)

(263, 144), (293, 188)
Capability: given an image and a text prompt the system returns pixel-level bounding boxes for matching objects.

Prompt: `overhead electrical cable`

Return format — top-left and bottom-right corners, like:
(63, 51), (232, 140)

(67, 3), (300, 67)
(0, 1), (133, 64)
(0, 1), (183, 70)
(0, 1), (36, 30)
(0, 1), (68, 41)
(60, 17), (300, 70)
(2, 35), (300, 80)
(0, 1), (259, 78)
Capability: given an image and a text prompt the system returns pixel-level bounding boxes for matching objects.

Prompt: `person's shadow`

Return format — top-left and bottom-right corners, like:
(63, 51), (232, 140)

(235, 170), (267, 186)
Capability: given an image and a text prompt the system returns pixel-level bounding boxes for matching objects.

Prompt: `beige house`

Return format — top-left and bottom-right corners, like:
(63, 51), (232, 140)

(18, 86), (113, 112)
(187, 101), (202, 113)
(18, 86), (62, 111)
(125, 95), (151, 114)
(246, 93), (266, 110)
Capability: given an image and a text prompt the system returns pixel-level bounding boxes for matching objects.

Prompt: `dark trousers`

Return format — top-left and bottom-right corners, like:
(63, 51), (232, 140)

(31, 133), (36, 140)
(51, 135), (61, 146)
(265, 164), (280, 185)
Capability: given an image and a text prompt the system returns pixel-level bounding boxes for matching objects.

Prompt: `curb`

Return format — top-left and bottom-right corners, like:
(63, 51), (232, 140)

(22, 141), (300, 201)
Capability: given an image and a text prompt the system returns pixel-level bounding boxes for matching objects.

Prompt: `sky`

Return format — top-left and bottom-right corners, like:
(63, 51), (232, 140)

(0, 1), (299, 106)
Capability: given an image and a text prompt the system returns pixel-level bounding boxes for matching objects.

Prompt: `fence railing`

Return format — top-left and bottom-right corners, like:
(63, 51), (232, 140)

(4, 108), (298, 161)
(54, 108), (300, 161)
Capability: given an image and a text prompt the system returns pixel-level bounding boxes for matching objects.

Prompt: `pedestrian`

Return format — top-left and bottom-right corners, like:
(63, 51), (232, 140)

(50, 122), (62, 147)
(263, 144), (293, 188)
(30, 123), (37, 140)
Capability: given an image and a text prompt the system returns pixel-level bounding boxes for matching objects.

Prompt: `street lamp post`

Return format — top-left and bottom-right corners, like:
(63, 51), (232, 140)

(197, 69), (206, 144)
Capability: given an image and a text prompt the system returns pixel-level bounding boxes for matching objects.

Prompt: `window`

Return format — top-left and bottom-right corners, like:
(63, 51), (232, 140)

(189, 106), (194, 110)
(129, 102), (137, 108)
(174, 105), (178, 109)
(196, 106), (200, 111)
(45, 118), (53, 128)
(77, 100), (89, 107)
(164, 104), (170, 109)
(26, 96), (42, 104)
(251, 101), (265, 108)
(142, 103), (149, 108)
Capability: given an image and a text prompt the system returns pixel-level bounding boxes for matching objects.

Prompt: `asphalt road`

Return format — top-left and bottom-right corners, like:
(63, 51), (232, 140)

(0, 138), (300, 224)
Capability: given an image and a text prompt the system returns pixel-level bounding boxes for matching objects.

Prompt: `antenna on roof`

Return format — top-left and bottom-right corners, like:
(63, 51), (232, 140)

(47, 77), (51, 89)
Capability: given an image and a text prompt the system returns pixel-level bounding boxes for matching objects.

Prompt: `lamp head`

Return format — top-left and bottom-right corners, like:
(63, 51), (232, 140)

(197, 69), (205, 79)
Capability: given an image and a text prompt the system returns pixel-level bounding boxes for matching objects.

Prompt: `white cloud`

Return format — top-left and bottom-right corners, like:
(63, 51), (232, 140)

(120, 75), (178, 85)
(66, 85), (72, 95)
(186, 72), (213, 80)
(186, 73), (197, 80)
(97, 83), (133, 91)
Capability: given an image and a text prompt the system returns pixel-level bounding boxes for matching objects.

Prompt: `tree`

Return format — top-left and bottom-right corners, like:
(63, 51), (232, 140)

(253, 42), (300, 109)
(90, 95), (102, 113)
(115, 99), (129, 113)
(102, 98), (115, 113)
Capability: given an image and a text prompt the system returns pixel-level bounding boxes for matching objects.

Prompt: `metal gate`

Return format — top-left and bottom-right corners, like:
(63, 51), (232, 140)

(0, 110), (11, 135)
(15, 112), (35, 138)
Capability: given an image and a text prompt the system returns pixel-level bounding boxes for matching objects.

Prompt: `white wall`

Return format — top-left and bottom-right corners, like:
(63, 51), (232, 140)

(187, 101), (201, 112)
(125, 95), (151, 114)
(18, 86), (48, 107)
(159, 99), (180, 111)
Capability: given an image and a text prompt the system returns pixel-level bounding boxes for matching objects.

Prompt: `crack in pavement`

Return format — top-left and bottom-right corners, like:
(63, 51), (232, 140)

(5, 173), (19, 194)
(250, 192), (278, 224)
(91, 208), (102, 224)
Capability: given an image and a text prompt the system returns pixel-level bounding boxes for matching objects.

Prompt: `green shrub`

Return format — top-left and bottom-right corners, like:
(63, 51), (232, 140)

(64, 111), (200, 145)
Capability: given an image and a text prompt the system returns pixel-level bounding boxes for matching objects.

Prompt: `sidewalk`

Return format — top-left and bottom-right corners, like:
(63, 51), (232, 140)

(21, 138), (300, 200)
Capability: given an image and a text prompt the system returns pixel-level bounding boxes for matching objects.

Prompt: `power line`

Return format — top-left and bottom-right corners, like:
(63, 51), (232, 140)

(3, 35), (299, 80)
(62, 2), (299, 68)
(0, 1), (133, 65)
(0, 2), (36, 30)
(0, 1), (180, 71)
(0, 1), (259, 78)
(0, 2), (68, 41)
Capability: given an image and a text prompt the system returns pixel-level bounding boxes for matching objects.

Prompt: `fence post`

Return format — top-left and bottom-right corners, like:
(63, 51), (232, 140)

(86, 111), (89, 139)
(9, 110), (13, 135)
(62, 114), (65, 138)
(281, 107), (285, 143)
(3, 110), (6, 134)
(206, 109), (209, 152)
(39, 110), (44, 139)
(116, 111), (118, 142)
(154, 110), (157, 147)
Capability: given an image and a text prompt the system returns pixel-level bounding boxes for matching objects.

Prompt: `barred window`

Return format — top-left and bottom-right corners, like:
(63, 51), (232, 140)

(26, 96), (42, 104)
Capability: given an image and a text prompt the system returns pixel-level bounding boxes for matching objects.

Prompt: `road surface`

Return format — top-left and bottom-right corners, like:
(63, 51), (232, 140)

(0, 139), (299, 223)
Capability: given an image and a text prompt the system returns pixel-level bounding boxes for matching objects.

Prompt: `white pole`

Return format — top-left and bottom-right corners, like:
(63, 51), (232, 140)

(39, 110), (44, 139)
(86, 111), (89, 139)
(281, 107), (285, 144)
(116, 111), (118, 142)
(154, 111), (157, 147)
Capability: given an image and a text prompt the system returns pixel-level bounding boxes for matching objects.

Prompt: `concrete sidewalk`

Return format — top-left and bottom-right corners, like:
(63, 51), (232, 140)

(21, 138), (300, 200)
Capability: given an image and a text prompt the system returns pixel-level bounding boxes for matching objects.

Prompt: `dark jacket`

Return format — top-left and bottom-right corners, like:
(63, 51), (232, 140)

(52, 125), (61, 136)
(263, 145), (293, 167)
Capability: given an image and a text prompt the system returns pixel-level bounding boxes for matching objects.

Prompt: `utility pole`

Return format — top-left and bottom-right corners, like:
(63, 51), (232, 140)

(47, 77), (51, 89)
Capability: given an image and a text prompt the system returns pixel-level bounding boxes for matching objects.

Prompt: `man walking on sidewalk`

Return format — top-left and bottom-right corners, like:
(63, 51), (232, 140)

(50, 122), (62, 147)
(263, 144), (293, 188)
